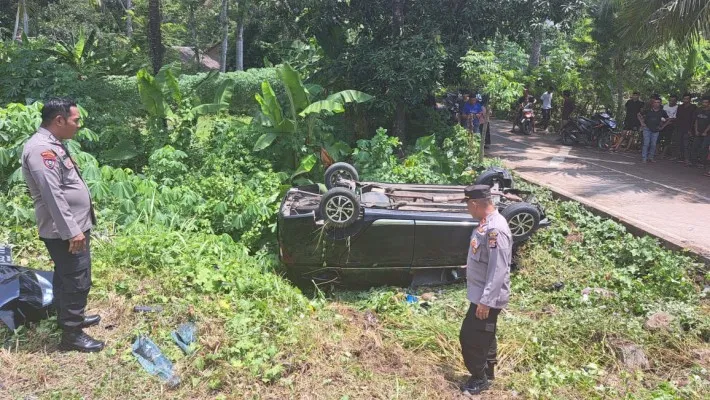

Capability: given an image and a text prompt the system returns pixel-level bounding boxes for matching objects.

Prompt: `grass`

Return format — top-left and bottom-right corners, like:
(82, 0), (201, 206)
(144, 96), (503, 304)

(1, 179), (708, 400)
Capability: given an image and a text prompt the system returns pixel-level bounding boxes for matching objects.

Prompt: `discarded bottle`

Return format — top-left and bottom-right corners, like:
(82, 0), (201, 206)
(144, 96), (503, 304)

(131, 335), (180, 388)
(133, 305), (163, 313)
(171, 322), (197, 355)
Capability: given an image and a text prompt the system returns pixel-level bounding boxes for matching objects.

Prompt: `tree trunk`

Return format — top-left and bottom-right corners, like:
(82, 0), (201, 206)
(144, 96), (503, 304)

(614, 54), (625, 119)
(220, 0), (229, 73)
(188, 2), (199, 67)
(392, 0), (405, 37)
(528, 29), (542, 70)
(13, 1), (20, 41)
(391, 0), (406, 143)
(21, 0), (29, 36)
(126, 0), (133, 38)
(392, 102), (407, 145)
(236, 20), (244, 71)
(148, 0), (164, 75)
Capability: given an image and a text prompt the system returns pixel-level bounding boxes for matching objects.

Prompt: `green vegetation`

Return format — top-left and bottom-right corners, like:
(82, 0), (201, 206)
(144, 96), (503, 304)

(1, 0), (709, 398)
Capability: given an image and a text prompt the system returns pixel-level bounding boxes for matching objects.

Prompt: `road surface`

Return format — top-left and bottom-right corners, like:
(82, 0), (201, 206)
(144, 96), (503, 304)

(486, 120), (710, 262)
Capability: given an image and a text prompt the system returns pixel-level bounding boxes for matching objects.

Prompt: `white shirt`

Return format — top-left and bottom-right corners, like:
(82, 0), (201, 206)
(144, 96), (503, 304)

(541, 92), (553, 109)
(663, 104), (678, 119)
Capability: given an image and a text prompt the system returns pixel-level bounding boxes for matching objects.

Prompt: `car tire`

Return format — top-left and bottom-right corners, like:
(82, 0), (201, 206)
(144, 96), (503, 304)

(475, 168), (514, 189)
(324, 162), (359, 189)
(319, 187), (361, 228)
(500, 202), (540, 243)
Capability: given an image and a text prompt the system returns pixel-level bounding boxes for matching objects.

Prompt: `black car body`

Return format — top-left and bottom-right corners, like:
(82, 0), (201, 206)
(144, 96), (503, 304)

(277, 165), (550, 287)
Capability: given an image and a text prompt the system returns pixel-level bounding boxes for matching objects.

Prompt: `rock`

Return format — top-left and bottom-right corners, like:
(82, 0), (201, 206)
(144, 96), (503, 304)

(581, 287), (614, 302)
(643, 312), (675, 332)
(691, 349), (710, 367)
(612, 341), (650, 370)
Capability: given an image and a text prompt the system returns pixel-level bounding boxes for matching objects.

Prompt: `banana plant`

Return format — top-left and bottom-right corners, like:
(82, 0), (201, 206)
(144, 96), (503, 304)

(41, 28), (97, 76)
(253, 63), (373, 178)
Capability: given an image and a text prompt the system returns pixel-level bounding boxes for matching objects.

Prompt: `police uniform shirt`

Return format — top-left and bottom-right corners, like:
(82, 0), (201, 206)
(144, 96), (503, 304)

(21, 127), (95, 240)
(466, 210), (512, 309)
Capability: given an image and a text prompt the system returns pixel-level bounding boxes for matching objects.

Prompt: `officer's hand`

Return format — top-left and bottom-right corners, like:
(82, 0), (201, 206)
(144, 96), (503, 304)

(68, 232), (86, 254)
(475, 304), (490, 320)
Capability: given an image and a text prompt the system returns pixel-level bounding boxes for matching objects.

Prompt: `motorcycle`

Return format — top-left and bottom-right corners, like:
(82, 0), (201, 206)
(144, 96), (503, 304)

(560, 111), (617, 149)
(443, 92), (462, 125)
(520, 105), (534, 135)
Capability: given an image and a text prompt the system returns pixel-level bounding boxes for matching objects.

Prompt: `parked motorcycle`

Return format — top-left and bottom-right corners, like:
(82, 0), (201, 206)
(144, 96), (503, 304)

(520, 105), (535, 135)
(443, 92), (462, 125)
(560, 112), (617, 149)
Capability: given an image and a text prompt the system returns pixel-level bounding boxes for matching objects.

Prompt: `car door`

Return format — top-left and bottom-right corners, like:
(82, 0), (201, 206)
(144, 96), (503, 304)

(412, 213), (477, 268)
(336, 209), (415, 270)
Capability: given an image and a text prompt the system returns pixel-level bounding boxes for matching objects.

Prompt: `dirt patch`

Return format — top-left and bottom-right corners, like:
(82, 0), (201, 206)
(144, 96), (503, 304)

(249, 304), (516, 399)
(1, 299), (517, 399)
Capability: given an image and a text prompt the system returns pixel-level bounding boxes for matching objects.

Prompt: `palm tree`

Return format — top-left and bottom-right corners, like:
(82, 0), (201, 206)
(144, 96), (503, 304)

(148, 0), (164, 75)
(616, 0), (710, 48)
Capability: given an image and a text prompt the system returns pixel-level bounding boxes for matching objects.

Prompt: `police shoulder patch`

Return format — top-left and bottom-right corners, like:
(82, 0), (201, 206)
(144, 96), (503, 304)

(488, 229), (498, 248)
(41, 151), (57, 169)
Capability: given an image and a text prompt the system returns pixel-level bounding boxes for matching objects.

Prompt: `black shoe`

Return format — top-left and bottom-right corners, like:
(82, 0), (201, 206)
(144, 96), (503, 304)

(60, 330), (105, 353)
(461, 376), (491, 395)
(81, 314), (101, 328)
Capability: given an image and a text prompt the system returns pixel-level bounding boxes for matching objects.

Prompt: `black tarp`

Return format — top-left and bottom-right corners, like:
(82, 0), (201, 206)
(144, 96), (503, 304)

(0, 262), (55, 330)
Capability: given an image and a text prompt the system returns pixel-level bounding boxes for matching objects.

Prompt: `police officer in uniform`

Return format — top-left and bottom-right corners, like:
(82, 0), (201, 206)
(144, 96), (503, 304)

(21, 98), (104, 352)
(459, 184), (512, 394)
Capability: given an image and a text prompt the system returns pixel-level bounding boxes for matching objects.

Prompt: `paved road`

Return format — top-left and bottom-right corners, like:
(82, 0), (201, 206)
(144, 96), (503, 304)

(486, 120), (710, 261)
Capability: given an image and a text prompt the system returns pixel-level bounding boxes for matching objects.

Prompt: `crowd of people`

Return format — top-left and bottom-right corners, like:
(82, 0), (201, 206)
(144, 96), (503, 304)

(508, 88), (710, 177)
(612, 92), (710, 176)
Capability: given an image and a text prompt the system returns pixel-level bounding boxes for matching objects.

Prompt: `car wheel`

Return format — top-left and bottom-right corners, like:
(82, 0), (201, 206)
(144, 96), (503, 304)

(319, 187), (361, 228)
(324, 162), (359, 189)
(475, 168), (514, 189)
(500, 202), (540, 243)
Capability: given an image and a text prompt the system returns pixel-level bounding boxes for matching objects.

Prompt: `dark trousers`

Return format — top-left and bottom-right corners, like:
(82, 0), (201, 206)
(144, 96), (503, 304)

(460, 303), (500, 379)
(672, 128), (691, 160)
(479, 122), (491, 145)
(41, 230), (92, 331)
(689, 136), (710, 165)
(541, 108), (551, 129)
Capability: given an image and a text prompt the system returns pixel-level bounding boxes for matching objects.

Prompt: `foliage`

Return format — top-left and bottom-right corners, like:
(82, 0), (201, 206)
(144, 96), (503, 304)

(352, 126), (491, 185)
(253, 63), (372, 176)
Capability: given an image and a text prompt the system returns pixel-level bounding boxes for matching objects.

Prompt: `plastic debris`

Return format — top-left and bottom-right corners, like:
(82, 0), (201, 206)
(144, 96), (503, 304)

(133, 305), (163, 313)
(131, 335), (181, 388)
(171, 322), (197, 355)
(1, 250), (55, 330)
(405, 294), (418, 303)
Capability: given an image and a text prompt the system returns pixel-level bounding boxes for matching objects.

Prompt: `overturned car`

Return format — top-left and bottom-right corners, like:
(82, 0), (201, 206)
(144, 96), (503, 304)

(277, 163), (550, 287)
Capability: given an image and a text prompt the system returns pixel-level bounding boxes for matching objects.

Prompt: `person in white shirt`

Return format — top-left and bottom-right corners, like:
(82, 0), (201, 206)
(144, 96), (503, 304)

(540, 87), (554, 131)
(660, 94), (679, 158)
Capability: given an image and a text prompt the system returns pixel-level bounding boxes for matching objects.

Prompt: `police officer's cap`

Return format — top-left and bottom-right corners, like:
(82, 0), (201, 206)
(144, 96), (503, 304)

(464, 184), (491, 200)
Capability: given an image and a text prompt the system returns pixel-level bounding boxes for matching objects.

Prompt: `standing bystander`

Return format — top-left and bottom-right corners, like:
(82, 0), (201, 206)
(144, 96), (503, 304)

(689, 96), (710, 170)
(540, 87), (554, 132)
(660, 95), (678, 158)
(612, 92), (645, 152)
(638, 98), (669, 163)
(673, 93), (697, 163)
(558, 90), (575, 134)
